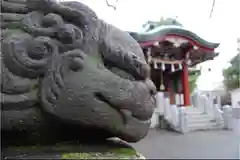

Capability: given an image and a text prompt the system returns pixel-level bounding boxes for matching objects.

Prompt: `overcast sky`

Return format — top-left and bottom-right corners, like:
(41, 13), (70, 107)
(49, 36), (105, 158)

(63, 0), (240, 91)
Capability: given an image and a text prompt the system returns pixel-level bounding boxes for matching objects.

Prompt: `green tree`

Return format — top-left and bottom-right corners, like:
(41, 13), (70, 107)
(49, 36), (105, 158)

(223, 53), (240, 91)
(188, 69), (201, 93)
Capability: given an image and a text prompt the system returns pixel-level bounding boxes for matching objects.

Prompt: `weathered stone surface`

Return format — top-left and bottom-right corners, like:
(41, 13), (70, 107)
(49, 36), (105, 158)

(2, 139), (146, 159)
(1, 0), (156, 149)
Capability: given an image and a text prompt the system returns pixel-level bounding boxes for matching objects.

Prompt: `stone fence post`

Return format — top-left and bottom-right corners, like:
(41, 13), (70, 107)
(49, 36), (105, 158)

(232, 107), (240, 136)
(222, 105), (232, 130)
(179, 107), (188, 133)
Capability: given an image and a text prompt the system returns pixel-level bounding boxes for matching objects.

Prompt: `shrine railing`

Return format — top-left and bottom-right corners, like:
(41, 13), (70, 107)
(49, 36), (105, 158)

(191, 92), (233, 127)
(154, 92), (187, 132)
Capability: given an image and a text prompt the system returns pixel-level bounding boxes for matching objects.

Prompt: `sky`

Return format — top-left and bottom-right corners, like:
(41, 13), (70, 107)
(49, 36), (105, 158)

(63, 0), (240, 91)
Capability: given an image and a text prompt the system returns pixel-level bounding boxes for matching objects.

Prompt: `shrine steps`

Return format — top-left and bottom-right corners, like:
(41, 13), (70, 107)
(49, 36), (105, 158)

(151, 95), (228, 133)
(185, 107), (224, 132)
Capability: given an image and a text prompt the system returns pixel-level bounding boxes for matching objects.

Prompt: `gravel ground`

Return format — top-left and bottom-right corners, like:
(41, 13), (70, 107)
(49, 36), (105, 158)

(130, 129), (240, 159)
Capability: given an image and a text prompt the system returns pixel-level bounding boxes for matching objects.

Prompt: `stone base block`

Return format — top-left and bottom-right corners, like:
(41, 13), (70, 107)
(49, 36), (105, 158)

(2, 139), (145, 159)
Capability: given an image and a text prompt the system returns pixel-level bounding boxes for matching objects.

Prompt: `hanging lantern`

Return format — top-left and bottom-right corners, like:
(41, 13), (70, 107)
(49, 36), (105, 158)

(171, 63), (175, 72)
(160, 84), (165, 90)
(161, 62), (165, 71)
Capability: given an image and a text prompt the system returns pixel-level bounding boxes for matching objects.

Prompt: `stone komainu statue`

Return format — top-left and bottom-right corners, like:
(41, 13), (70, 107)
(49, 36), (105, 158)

(1, 0), (156, 147)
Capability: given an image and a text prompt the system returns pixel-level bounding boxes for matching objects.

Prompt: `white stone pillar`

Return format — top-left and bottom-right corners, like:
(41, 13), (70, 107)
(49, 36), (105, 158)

(232, 107), (240, 136)
(217, 95), (222, 109)
(213, 104), (223, 125)
(150, 112), (159, 128)
(179, 107), (188, 133)
(156, 92), (164, 115)
(202, 96), (208, 114)
(223, 105), (233, 130)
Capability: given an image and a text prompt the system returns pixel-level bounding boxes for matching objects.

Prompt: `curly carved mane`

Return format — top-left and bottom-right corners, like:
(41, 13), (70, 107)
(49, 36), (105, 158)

(1, 0), (156, 144)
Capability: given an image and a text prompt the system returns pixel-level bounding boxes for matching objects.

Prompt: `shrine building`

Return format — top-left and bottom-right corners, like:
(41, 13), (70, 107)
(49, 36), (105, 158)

(128, 20), (219, 107)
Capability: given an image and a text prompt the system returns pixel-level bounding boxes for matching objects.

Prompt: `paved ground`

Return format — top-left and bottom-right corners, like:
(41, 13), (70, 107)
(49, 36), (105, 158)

(130, 129), (240, 159)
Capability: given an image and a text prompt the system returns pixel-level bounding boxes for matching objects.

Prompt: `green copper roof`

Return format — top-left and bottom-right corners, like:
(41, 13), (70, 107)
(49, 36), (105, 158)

(129, 24), (219, 49)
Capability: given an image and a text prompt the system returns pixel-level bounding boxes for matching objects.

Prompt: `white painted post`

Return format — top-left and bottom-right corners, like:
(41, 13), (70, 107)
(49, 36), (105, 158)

(232, 106), (240, 160)
(179, 107), (188, 133)
(175, 94), (180, 106)
(150, 111), (159, 128)
(232, 107), (240, 136)
(217, 95), (222, 109)
(213, 103), (223, 125)
(156, 92), (164, 115)
(195, 93), (201, 108)
(164, 98), (170, 122)
(209, 93), (214, 114)
(222, 105), (233, 130)
(230, 89), (240, 158)
(202, 96), (208, 114)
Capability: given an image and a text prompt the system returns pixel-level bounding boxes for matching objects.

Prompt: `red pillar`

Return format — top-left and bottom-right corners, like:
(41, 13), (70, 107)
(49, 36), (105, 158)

(182, 61), (190, 106)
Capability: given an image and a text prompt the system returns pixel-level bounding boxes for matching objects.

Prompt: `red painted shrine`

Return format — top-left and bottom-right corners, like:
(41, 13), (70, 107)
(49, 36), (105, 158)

(129, 22), (219, 106)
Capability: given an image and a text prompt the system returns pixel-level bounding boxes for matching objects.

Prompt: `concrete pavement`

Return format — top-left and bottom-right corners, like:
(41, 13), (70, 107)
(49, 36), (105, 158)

(131, 129), (239, 159)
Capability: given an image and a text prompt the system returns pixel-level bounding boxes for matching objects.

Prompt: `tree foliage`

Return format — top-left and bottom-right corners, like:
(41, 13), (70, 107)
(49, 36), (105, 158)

(223, 53), (240, 91)
(189, 70), (201, 93)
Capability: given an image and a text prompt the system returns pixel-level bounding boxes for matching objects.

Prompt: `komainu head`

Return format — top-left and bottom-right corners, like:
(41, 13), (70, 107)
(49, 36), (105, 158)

(1, 0), (156, 143)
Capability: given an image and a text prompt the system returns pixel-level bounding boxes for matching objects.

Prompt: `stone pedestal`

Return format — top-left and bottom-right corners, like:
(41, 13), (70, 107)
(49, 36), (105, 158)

(2, 139), (145, 159)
